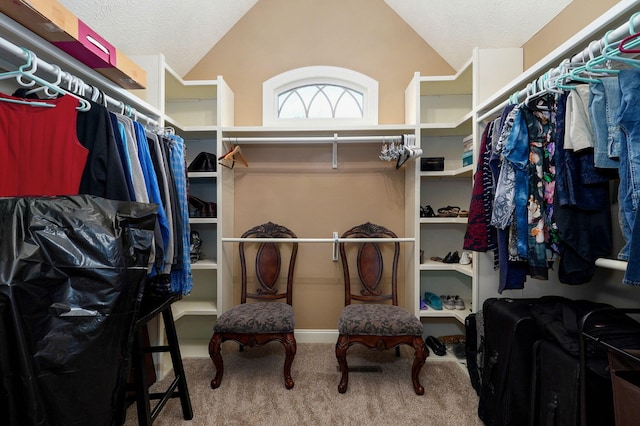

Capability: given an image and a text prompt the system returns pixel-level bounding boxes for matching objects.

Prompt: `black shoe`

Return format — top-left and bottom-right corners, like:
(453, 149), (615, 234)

(443, 250), (460, 264)
(424, 205), (436, 217)
(426, 335), (446, 356)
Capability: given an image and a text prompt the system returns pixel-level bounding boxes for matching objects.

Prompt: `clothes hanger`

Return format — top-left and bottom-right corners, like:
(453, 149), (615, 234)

(25, 64), (63, 98)
(551, 59), (579, 91)
(0, 48), (55, 108)
(598, 29), (640, 69)
(619, 11), (640, 54)
(395, 134), (422, 169)
(8, 49), (92, 111)
(218, 144), (249, 168)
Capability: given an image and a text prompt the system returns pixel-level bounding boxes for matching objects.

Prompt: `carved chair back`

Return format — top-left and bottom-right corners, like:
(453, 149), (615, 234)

(338, 222), (399, 307)
(239, 222), (298, 305)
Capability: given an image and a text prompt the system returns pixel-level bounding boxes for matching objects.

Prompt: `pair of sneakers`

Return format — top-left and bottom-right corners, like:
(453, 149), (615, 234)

(441, 295), (465, 310)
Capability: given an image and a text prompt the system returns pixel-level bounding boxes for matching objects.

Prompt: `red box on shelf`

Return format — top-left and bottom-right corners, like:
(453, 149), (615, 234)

(0, 0), (146, 89)
(53, 20), (115, 69)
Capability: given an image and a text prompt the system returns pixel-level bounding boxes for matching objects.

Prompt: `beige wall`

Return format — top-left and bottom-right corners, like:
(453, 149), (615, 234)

(186, 0), (454, 126)
(185, 0), (616, 329)
(521, 0), (619, 69)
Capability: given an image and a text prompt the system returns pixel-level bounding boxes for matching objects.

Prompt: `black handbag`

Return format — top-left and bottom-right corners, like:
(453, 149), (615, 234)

(188, 152), (217, 172)
(188, 195), (217, 217)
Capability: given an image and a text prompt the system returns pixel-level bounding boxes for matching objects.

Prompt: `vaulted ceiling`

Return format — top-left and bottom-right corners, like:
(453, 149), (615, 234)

(58, 0), (572, 77)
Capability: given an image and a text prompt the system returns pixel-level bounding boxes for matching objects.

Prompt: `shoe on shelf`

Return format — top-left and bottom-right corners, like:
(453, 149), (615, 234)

(424, 291), (442, 310)
(453, 295), (466, 310)
(441, 295), (455, 310)
(425, 335), (446, 356)
(420, 299), (428, 310)
(443, 250), (460, 263)
(436, 205), (460, 217)
(459, 251), (472, 265)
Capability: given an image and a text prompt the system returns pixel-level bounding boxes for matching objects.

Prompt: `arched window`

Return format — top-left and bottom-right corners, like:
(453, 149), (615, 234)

(263, 66), (378, 127)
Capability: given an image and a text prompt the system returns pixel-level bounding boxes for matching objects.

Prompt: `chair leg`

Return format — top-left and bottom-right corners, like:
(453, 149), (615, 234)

(411, 336), (428, 395)
(132, 327), (153, 426)
(335, 334), (350, 393)
(282, 333), (296, 390)
(161, 308), (194, 420)
(208, 333), (224, 389)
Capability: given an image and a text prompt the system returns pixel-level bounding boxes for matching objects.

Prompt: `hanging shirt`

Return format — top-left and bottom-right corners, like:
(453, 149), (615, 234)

(0, 92), (88, 196)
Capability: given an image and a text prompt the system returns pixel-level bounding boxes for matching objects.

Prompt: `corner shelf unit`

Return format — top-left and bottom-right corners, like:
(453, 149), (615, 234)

(130, 54), (234, 361)
(405, 48), (523, 335)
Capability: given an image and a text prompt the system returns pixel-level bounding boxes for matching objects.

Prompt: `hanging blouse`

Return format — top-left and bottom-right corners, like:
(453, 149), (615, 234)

(0, 93), (88, 196)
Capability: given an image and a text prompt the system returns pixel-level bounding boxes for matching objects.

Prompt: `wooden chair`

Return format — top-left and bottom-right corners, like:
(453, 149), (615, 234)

(209, 222), (298, 389)
(335, 222), (428, 395)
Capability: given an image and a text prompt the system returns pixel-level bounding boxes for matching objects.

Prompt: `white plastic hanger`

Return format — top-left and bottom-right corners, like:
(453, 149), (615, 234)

(0, 48), (55, 108)
(2, 49), (91, 111)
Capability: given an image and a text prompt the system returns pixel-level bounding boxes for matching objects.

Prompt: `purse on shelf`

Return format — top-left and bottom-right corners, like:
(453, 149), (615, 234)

(188, 152), (217, 172)
(188, 195), (217, 217)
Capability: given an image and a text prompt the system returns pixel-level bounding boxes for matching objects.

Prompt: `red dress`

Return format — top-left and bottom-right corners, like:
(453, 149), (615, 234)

(0, 92), (88, 196)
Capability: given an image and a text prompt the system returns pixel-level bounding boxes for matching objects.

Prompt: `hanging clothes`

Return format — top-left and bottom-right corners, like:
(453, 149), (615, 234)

(76, 99), (131, 201)
(0, 92), (88, 196)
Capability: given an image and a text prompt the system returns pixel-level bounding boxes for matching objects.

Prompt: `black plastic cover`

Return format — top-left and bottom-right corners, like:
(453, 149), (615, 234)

(0, 195), (157, 426)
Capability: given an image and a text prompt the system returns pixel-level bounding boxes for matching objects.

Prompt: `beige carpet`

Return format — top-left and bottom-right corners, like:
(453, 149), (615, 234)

(124, 343), (483, 425)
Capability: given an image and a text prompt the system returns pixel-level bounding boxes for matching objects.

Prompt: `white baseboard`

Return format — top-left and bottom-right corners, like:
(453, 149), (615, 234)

(294, 329), (339, 343)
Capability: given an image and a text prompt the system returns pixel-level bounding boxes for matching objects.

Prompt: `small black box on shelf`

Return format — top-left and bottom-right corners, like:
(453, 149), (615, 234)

(421, 157), (444, 171)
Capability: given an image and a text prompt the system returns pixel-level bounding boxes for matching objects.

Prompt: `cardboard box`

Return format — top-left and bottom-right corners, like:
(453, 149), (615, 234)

(0, 0), (146, 89)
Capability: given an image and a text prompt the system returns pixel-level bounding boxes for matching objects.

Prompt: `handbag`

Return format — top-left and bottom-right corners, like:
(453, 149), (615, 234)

(188, 195), (217, 217)
(188, 152), (217, 172)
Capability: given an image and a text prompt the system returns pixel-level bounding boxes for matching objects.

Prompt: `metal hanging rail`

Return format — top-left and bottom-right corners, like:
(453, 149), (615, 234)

(222, 134), (403, 144)
(0, 13), (160, 127)
(222, 133), (405, 169)
(0, 36), (158, 126)
(222, 235), (415, 261)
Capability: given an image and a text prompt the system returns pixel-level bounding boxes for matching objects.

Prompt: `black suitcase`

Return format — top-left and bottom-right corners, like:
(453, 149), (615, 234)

(478, 296), (567, 426)
(465, 312), (483, 396)
(531, 339), (614, 426)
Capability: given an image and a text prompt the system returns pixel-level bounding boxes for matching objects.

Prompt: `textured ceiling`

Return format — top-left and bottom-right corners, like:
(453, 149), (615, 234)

(58, 0), (572, 77)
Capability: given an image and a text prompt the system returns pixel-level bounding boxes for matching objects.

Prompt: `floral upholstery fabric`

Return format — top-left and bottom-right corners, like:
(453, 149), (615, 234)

(214, 302), (294, 334)
(338, 304), (423, 336)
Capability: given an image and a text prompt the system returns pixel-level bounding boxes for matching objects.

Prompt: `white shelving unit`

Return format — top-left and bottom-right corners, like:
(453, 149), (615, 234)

(405, 48), (523, 338)
(131, 54), (235, 362)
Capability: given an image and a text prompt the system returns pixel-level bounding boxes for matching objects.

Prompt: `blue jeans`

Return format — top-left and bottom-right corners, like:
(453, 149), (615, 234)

(589, 78), (621, 169)
(618, 70), (640, 284)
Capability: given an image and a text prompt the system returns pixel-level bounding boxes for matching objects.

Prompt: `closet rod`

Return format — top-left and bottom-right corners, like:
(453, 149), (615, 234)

(0, 36), (159, 127)
(222, 237), (415, 243)
(222, 135), (404, 144)
(478, 7), (640, 121)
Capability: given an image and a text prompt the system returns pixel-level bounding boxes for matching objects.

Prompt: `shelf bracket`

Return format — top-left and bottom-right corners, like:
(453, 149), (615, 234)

(332, 231), (339, 261)
(332, 133), (338, 169)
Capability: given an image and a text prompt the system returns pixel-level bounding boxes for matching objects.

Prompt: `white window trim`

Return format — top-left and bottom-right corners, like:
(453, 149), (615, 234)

(263, 66), (379, 127)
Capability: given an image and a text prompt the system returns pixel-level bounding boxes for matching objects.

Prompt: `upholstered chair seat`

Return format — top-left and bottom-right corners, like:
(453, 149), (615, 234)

(214, 302), (294, 334)
(338, 304), (423, 336)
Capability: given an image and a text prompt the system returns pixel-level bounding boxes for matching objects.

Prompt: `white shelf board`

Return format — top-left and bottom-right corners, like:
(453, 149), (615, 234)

(188, 171), (217, 179)
(172, 300), (218, 320)
(419, 305), (470, 323)
(419, 260), (473, 277)
(189, 258), (218, 269)
(420, 165), (473, 178)
(189, 217), (218, 225)
(419, 217), (469, 224)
